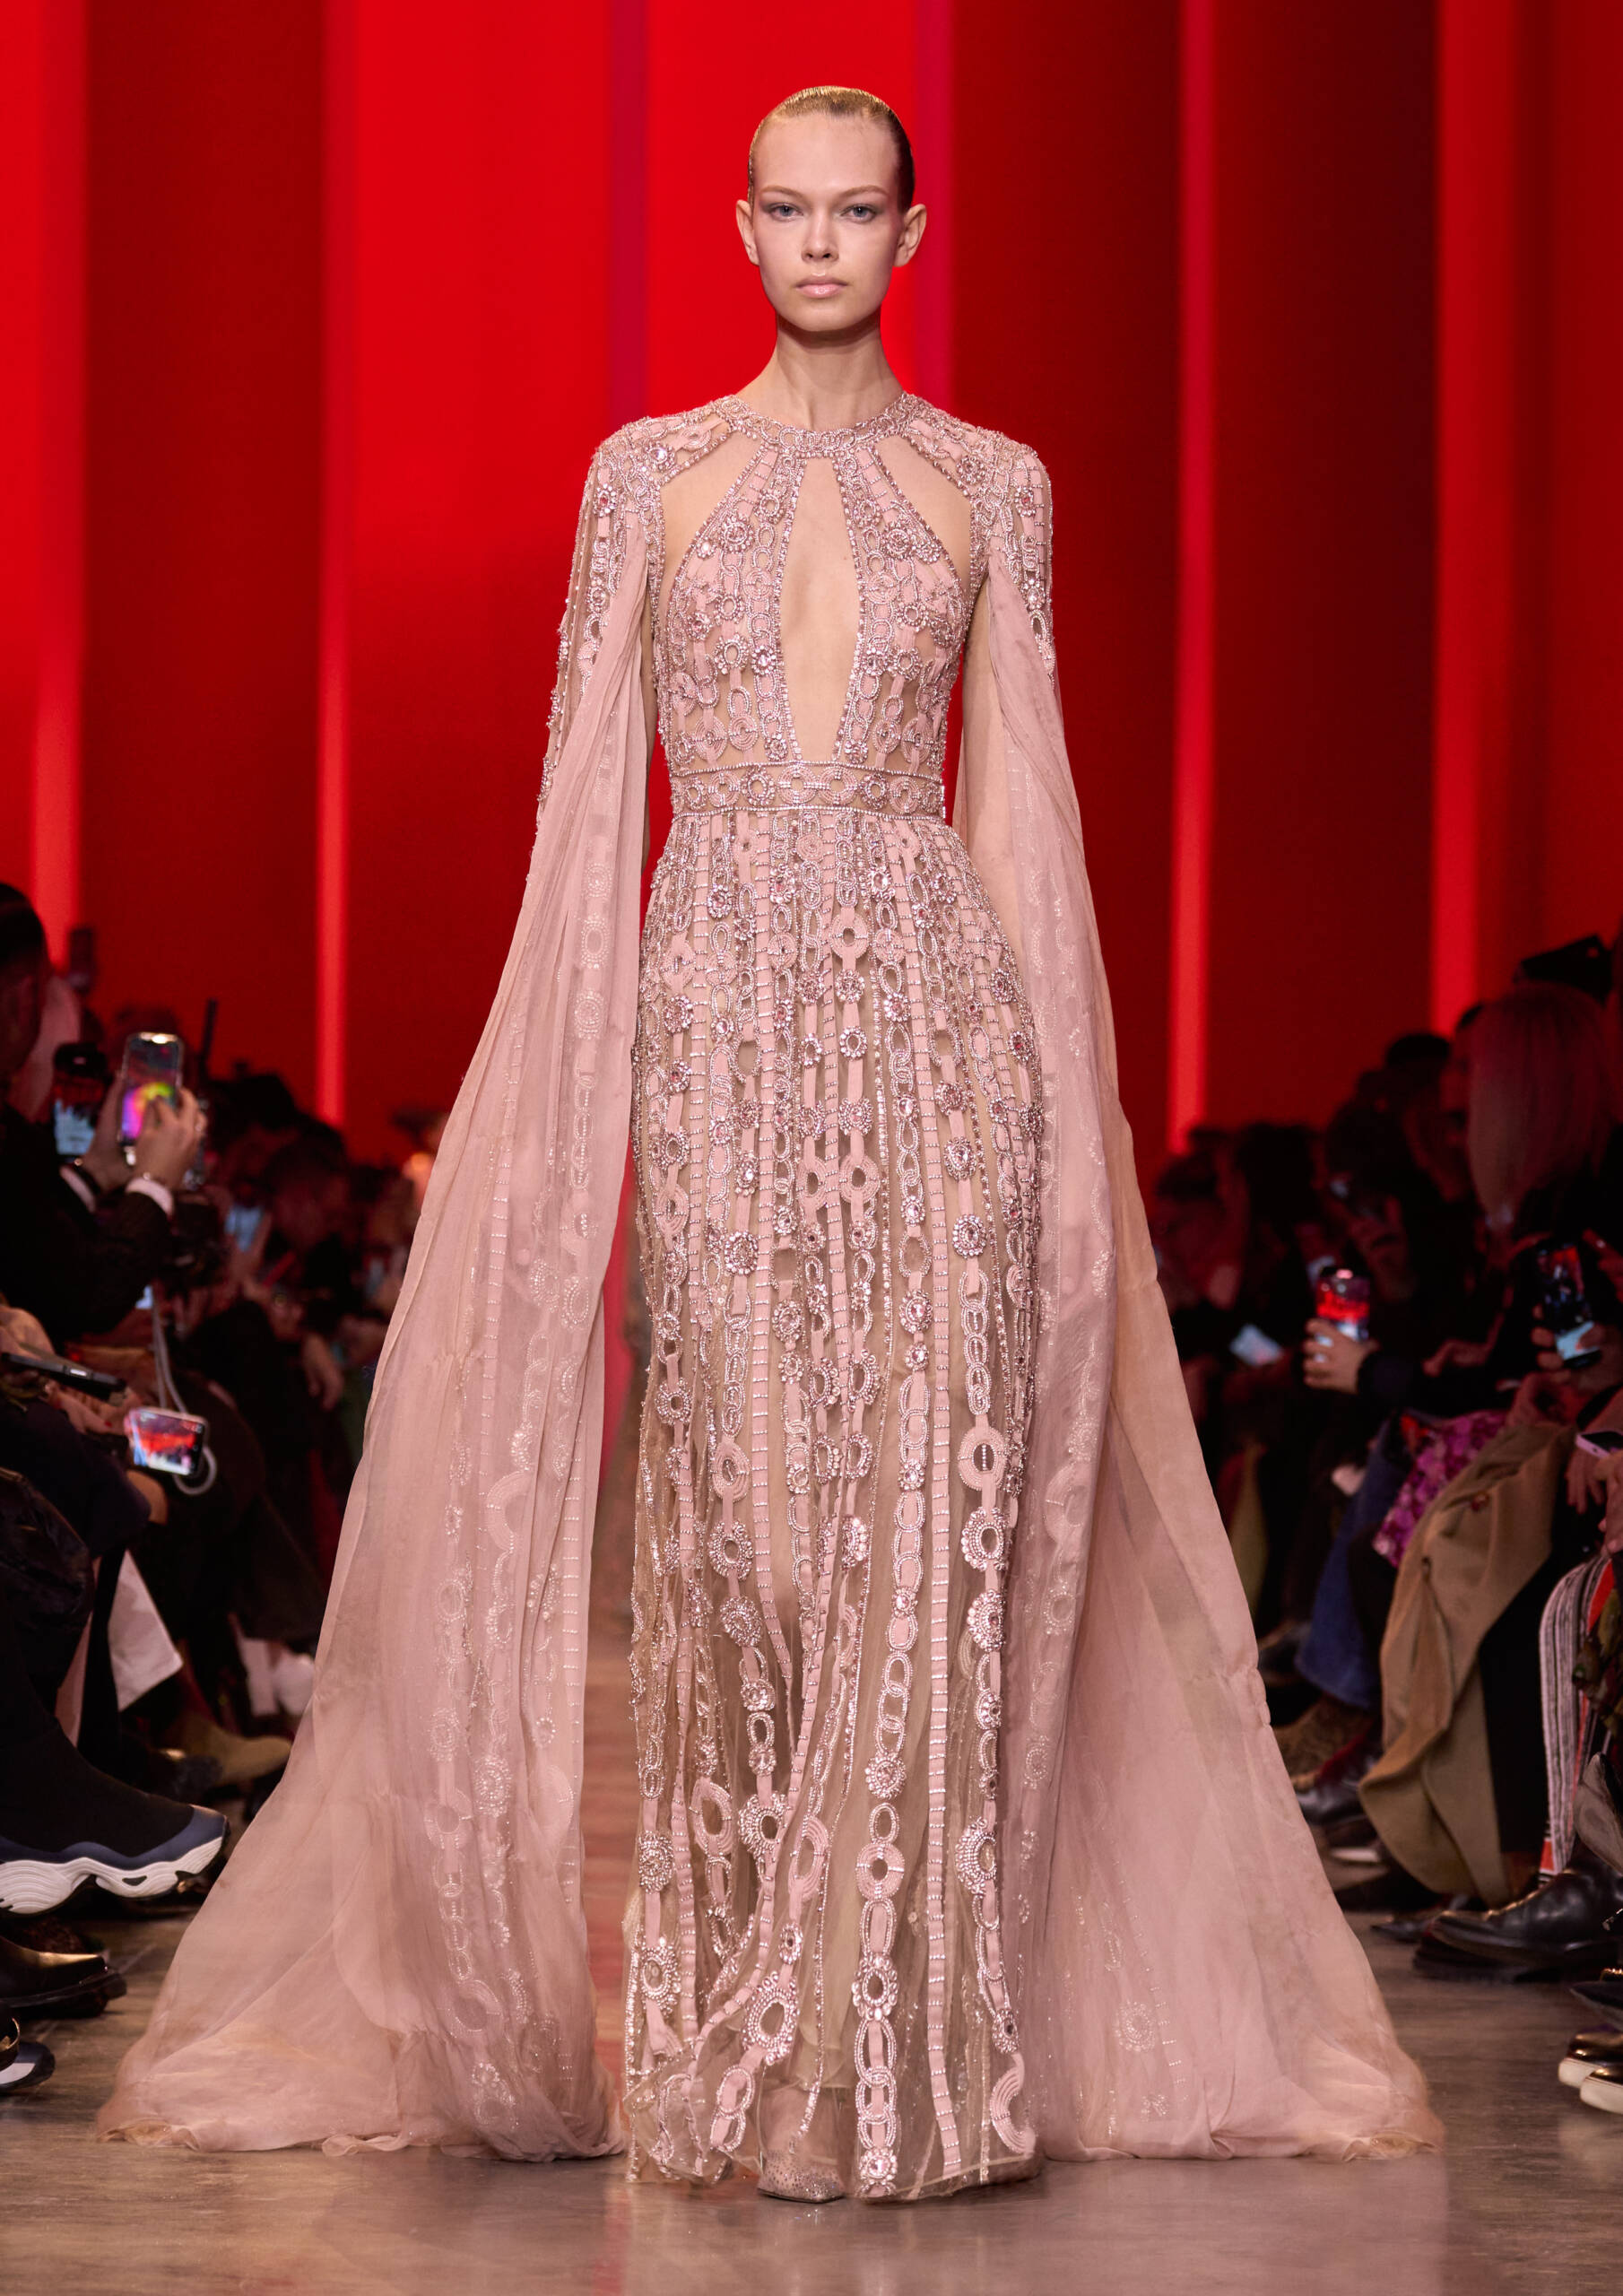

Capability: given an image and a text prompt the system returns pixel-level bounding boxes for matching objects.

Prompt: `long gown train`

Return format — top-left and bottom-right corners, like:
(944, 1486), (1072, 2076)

(100, 393), (1437, 2192)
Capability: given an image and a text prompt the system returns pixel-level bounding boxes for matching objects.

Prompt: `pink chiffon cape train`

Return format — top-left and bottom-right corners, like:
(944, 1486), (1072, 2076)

(100, 439), (1438, 2166)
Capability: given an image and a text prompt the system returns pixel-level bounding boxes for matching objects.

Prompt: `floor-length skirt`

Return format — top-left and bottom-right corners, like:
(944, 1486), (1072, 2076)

(622, 775), (1045, 2201)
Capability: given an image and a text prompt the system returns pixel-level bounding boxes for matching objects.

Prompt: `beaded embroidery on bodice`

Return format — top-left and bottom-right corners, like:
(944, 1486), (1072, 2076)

(621, 395), (1023, 790)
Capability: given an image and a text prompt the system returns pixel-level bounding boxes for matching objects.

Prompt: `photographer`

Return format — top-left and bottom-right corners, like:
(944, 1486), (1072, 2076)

(0, 890), (203, 1341)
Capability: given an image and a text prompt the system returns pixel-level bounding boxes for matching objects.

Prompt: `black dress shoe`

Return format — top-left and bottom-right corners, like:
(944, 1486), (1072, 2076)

(0, 1928), (121, 2015)
(1411, 1931), (1568, 1982)
(1373, 1893), (1481, 1946)
(1567, 1968), (1623, 2025)
(1297, 1734), (1377, 1831)
(1422, 1854), (1623, 1977)
(1336, 1866), (1436, 1915)
(1558, 2029), (1623, 2087)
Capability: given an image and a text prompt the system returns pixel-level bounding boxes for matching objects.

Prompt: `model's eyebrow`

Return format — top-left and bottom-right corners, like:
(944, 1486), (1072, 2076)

(757, 183), (892, 201)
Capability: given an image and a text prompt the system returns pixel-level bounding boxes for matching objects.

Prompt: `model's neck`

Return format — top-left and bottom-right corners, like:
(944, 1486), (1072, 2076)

(736, 326), (903, 431)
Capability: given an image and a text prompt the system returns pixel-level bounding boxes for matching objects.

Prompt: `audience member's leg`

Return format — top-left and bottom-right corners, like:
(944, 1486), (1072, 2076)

(0, 1581), (225, 1908)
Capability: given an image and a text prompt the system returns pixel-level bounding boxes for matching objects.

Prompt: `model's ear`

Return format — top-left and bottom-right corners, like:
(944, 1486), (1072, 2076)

(735, 196), (759, 266)
(893, 202), (928, 270)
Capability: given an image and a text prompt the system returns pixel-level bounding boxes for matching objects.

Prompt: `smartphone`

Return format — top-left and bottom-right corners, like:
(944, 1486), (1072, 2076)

(185, 1092), (211, 1192)
(223, 1201), (267, 1256)
(125, 1405), (209, 1478)
(1536, 1244), (1602, 1371)
(1575, 1428), (1623, 1460)
(1, 1348), (123, 1401)
(118, 1032), (186, 1153)
(1316, 1267), (1372, 1344)
(1230, 1323), (1287, 1367)
(50, 1040), (109, 1161)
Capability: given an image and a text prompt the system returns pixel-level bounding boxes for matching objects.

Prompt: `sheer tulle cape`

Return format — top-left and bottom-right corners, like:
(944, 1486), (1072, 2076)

(100, 455), (1436, 2164)
(99, 505), (651, 2161)
(973, 542), (1437, 2160)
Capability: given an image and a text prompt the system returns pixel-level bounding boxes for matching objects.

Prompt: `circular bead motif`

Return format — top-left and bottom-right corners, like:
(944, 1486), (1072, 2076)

(954, 1816), (996, 1894)
(855, 1837), (905, 1900)
(968, 1589), (1006, 1651)
(640, 1942), (678, 2008)
(719, 1592), (763, 1647)
(865, 1749), (905, 1799)
(951, 1213), (988, 1259)
(738, 1792), (787, 1867)
(637, 1830), (676, 1892)
(742, 1969), (799, 2066)
(655, 1379), (691, 1427)
(852, 1955), (899, 2019)
(960, 1507), (1008, 1571)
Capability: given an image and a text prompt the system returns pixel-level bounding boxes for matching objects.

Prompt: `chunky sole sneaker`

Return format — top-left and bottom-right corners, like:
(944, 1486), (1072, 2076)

(1578, 2070), (1623, 2116)
(0, 2020), (55, 2093)
(0, 1807), (225, 1915)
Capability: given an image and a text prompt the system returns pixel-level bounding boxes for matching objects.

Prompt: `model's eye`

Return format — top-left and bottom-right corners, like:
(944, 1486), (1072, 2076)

(765, 203), (798, 220)
(846, 204), (878, 222)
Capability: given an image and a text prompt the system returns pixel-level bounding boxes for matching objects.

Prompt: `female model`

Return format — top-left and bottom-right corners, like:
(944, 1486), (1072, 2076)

(104, 87), (1436, 2200)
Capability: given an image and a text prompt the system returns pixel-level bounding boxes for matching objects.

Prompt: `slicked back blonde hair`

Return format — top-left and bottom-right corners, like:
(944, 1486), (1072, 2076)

(748, 85), (916, 210)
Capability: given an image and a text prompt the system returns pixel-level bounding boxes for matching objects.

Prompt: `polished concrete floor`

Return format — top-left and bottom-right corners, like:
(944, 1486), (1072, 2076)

(3, 1635), (1619, 2296)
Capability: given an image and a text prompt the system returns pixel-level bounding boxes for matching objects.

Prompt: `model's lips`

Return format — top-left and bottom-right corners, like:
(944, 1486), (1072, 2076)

(797, 280), (846, 296)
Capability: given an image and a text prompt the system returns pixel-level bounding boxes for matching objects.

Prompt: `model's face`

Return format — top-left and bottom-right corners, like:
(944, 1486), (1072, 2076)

(736, 115), (924, 335)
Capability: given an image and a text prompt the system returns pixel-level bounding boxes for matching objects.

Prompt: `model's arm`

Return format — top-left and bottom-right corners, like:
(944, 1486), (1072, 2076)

(955, 578), (1023, 970)
(955, 448), (1063, 977)
(541, 440), (658, 864)
(640, 587), (655, 867)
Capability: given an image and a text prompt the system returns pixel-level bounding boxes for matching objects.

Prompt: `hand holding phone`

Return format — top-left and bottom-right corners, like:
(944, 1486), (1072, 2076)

(1568, 1421), (1623, 1515)
(1534, 1245), (1602, 1371)
(118, 1032), (186, 1152)
(1303, 1315), (1376, 1395)
(50, 1041), (109, 1161)
(129, 1087), (204, 1196)
(124, 1405), (210, 1479)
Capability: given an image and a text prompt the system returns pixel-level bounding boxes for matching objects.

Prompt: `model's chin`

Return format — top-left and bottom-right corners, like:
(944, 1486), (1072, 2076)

(768, 290), (884, 334)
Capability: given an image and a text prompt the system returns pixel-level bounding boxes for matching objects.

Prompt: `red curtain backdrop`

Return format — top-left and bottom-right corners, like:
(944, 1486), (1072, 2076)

(1203, 0), (1436, 1127)
(0, 0), (83, 950)
(81, 2), (323, 1092)
(4, 0), (1623, 1167)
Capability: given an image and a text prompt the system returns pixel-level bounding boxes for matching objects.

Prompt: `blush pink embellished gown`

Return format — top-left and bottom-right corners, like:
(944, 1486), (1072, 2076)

(101, 393), (1437, 2197)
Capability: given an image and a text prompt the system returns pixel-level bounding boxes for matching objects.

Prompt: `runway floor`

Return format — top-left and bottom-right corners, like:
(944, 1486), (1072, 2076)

(4, 1633), (1619, 2296)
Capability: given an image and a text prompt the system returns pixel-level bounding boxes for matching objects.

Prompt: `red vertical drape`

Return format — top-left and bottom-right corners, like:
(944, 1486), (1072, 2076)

(0, 0), (83, 955)
(334, 0), (610, 1156)
(80, 3), (323, 1088)
(1204, 0), (1435, 1128)
(956, 2), (1182, 1169)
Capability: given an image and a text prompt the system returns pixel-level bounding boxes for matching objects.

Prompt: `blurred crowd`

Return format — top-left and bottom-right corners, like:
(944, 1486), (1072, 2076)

(1151, 921), (1623, 2116)
(0, 883), (429, 2092)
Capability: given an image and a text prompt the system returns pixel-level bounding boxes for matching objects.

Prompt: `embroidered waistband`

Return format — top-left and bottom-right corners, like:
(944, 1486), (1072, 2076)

(667, 761), (947, 820)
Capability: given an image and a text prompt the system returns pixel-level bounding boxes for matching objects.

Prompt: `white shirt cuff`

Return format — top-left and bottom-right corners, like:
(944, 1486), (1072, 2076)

(126, 1175), (175, 1220)
(61, 1166), (98, 1212)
